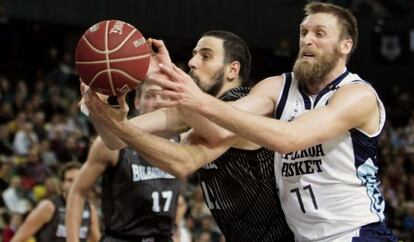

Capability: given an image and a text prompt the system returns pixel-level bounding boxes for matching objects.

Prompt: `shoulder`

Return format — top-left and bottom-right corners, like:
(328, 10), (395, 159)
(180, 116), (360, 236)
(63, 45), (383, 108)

(220, 87), (250, 101)
(29, 199), (56, 222)
(329, 83), (380, 130)
(250, 75), (285, 96)
(331, 82), (378, 107)
(37, 199), (56, 212)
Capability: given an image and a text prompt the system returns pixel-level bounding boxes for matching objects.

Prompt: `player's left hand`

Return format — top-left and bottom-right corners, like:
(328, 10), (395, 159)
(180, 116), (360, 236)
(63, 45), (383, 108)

(82, 84), (129, 128)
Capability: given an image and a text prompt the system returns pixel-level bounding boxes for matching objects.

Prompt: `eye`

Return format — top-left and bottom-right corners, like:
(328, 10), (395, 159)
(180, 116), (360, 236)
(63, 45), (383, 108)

(201, 54), (210, 60)
(300, 29), (308, 37)
(316, 31), (325, 37)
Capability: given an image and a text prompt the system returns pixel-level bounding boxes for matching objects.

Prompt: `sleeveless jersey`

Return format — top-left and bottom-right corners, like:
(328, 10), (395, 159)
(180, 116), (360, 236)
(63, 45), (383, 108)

(101, 147), (181, 242)
(198, 87), (294, 242)
(36, 195), (91, 242)
(274, 71), (387, 241)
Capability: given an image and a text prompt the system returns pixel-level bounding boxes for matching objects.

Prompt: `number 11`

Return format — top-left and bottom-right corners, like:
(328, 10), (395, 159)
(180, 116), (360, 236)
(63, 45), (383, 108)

(290, 184), (318, 213)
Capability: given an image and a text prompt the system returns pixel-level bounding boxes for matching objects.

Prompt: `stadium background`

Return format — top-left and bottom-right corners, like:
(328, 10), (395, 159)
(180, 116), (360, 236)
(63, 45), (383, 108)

(0, 0), (413, 241)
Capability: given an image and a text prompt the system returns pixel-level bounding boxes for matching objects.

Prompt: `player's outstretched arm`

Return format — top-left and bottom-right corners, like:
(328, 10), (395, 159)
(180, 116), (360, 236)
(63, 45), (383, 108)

(151, 63), (379, 153)
(107, 118), (237, 178)
(10, 201), (55, 242)
(184, 83), (379, 153)
(66, 137), (115, 242)
(148, 64), (281, 146)
(149, 64), (282, 146)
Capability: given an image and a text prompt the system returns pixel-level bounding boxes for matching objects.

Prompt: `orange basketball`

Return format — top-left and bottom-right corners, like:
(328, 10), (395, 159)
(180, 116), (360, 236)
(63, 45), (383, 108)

(75, 20), (150, 96)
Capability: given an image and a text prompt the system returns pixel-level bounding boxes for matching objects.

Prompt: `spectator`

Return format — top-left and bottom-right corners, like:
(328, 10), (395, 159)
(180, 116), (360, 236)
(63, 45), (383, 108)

(2, 176), (31, 214)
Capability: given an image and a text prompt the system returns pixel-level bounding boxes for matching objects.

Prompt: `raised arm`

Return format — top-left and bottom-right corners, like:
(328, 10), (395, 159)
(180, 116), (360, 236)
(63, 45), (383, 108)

(66, 137), (116, 242)
(11, 201), (55, 242)
(109, 120), (237, 178)
(151, 63), (380, 153)
(149, 64), (280, 145)
(187, 83), (380, 153)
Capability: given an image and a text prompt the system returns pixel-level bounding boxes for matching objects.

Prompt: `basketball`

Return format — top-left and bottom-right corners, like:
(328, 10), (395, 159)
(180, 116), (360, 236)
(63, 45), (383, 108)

(75, 20), (151, 96)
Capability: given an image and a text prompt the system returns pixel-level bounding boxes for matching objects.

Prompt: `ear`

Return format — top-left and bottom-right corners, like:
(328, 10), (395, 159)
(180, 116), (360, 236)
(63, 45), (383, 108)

(226, 61), (240, 81)
(340, 38), (353, 55)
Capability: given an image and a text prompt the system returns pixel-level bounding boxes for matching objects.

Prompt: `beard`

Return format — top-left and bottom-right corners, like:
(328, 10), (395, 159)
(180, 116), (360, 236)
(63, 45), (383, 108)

(293, 47), (340, 87)
(189, 67), (225, 97)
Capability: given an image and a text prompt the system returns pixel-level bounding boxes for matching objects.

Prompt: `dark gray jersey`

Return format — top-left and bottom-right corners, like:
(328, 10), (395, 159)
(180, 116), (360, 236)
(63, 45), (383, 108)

(101, 147), (181, 241)
(36, 195), (91, 242)
(198, 87), (294, 242)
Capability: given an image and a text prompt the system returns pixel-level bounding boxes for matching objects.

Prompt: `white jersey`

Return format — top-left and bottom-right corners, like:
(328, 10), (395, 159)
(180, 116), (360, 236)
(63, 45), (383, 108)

(274, 70), (386, 242)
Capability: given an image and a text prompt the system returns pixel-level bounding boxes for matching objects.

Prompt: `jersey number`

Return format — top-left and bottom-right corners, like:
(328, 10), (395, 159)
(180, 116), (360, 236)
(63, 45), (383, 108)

(290, 184), (318, 213)
(201, 181), (220, 209)
(151, 191), (172, 212)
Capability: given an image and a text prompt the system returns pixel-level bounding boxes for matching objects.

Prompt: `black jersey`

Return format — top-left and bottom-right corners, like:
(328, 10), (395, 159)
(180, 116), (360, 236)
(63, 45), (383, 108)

(197, 87), (294, 242)
(36, 195), (91, 242)
(101, 147), (181, 242)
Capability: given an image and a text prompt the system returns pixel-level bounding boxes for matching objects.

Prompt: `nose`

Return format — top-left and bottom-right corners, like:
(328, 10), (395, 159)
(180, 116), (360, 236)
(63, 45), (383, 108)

(188, 55), (197, 69)
(302, 33), (313, 46)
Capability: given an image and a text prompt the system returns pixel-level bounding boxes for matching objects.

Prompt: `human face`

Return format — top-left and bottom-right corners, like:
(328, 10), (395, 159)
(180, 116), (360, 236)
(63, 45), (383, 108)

(293, 13), (344, 87)
(136, 84), (164, 114)
(188, 36), (227, 97)
(61, 168), (80, 198)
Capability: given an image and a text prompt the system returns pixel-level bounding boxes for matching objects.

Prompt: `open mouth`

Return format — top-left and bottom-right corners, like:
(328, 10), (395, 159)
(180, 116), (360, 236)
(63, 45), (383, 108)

(302, 52), (315, 58)
(301, 52), (316, 61)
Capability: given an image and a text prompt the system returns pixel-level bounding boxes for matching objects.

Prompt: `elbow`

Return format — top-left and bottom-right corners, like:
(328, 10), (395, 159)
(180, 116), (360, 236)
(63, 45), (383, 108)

(269, 132), (301, 154)
(170, 163), (196, 180)
(105, 143), (124, 151)
(69, 185), (87, 199)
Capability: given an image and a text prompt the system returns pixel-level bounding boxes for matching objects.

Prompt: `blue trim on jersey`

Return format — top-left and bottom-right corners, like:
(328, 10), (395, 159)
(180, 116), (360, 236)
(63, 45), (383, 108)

(350, 129), (385, 221)
(299, 88), (312, 110)
(314, 71), (349, 107)
(275, 73), (292, 119)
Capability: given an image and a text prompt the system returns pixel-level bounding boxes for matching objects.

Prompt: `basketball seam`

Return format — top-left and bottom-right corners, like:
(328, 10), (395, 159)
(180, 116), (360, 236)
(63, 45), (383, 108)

(105, 21), (116, 96)
(88, 69), (141, 89)
(82, 28), (138, 54)
(88, 70), (107, 87)
(110, 69), (142, 84)
(108, 29), (137, 52)
(75, 53), (151, 64)
(82, 36), (106, 54)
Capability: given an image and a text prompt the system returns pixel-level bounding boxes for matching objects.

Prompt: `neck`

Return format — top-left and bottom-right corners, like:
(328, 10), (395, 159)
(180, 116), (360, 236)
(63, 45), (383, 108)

(216, 79), (242, 97)
(306, 62), (346, 95)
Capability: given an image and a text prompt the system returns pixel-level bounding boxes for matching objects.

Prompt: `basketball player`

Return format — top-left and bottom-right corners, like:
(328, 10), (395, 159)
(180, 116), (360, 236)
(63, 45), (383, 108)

(66, 83), (181, 242)
(140, 2), (399, 242)
(82, 31), (294, 241)
(11, 162), (100, 242)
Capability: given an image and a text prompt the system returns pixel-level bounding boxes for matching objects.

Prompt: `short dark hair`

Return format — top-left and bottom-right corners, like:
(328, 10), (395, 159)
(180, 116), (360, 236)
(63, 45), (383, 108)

(304, 2), (358, 58)
(59, 161), (82, 181)
(202, 31), (252, 87)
